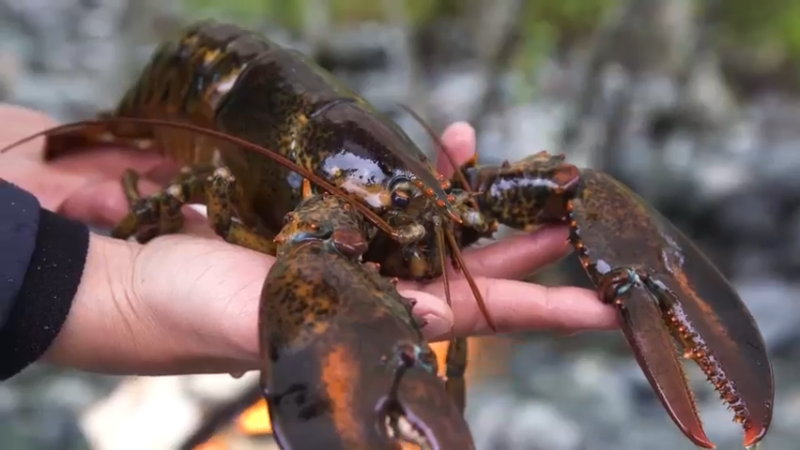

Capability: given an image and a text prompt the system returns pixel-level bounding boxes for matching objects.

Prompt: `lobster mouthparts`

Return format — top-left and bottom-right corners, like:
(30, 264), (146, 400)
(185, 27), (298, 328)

(569, 170), (774, 449)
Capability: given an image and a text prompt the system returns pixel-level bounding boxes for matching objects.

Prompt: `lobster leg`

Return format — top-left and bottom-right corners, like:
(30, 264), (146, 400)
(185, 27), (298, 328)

(444, 337), (468, 414)
(119, 163), (217, 207)
(120, 169), (142, 206)
(111, 164), (214, 242)
(205, 166), (279, 255)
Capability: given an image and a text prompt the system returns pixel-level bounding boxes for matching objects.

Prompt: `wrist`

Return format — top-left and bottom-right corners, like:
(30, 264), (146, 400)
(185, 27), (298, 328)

(41, 233), (139, 371)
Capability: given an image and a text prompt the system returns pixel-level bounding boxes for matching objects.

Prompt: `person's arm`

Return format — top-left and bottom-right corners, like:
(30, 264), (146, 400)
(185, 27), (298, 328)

(0, 178), (89, 380)
(0, 177), (254, 377)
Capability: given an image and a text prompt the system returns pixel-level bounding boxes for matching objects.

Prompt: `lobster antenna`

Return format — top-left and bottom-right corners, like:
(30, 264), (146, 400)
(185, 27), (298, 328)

(433, 216), (456, 341)
(0, 117), (398, 238)
(443, 221), (495, 331)
(397, 103), (477, 201)
(398, 104), (497, 332)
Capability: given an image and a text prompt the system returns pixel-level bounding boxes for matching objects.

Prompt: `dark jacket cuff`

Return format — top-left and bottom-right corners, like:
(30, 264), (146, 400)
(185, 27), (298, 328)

(0, 208), (89, 380)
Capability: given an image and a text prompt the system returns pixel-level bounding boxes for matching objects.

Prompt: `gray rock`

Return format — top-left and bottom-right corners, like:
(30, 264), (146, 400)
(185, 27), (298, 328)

(40, 376), (102, 411)
(0, 384), (20, 413)
(467, 386), (584, 450)
(754, 140), (800, 197)
(735, 277), (800, 356)
(716, 191), (782, 245)
(502, 401), (584, 450)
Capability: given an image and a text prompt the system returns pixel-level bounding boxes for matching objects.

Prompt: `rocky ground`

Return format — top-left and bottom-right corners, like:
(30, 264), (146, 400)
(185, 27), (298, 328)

(1, 1), (798, 449)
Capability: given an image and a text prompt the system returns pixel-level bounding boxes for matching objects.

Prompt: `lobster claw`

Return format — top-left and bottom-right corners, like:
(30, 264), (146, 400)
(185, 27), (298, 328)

(601, 265), (773, 450)
(566, 169), (774, 450)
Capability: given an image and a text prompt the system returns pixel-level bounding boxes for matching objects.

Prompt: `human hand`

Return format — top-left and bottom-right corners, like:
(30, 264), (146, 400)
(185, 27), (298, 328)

(0, 104), (616, 376)
(0, 104), (167, 223)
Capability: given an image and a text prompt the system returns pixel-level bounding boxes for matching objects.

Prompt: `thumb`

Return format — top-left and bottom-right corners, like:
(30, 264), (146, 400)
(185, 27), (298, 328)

(436, 121), (476, 177)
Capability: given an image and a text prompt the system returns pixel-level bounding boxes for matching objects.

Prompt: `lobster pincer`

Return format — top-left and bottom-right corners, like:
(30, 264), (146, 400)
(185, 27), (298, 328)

(569, 169), (773, 449)
(460, 152), (774, 449)
(260, 192), (474, 449)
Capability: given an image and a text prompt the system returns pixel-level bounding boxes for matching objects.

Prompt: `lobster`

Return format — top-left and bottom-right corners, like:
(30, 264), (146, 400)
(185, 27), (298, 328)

(0, 19), (774, 449)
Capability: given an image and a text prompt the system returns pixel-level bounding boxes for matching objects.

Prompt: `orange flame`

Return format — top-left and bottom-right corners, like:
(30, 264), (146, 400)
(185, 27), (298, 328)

(430, 341), (450, 375)
(237, 398), (272, 435)
(193, 436), (229, 450)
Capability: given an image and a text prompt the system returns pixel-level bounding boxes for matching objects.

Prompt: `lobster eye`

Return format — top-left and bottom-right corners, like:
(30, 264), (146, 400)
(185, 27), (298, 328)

(389, 176), (414, 208)
(391, 189), (411, 207)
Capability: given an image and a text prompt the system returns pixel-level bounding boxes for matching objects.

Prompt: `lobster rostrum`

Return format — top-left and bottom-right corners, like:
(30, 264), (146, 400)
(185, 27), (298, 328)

(0, 19), (774, 449)
(262, 191), (473, 449)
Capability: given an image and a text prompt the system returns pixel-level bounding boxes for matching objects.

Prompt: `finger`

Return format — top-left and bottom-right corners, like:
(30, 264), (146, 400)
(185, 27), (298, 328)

(0, 105), (58, 158)
(0, 104), (167, 180)
(49, 147), (167, 180)
(396, 289), (454, 340)
(417, 276), (617, 339)
(436, 121), (476, 177)
(180, 207), (222, 239)
(60, 177), (161, 226)
(455, 225), (572, 280)
(0, 157), (89, 210)
(60, 177), (206, 229)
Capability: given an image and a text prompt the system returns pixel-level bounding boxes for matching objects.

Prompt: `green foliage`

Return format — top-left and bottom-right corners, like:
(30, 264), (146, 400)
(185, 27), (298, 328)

(521, 0), (619, 44)
(328, 0), (442, 25)
(713, 0), (800, 60)
(181, 0), (269, 24)
(507, 0), (619, 102)
(177, 0), (621, 104)
(180, 0), (448, 30)
(179, 0), (617, 35)
(179, 0), (800, 64)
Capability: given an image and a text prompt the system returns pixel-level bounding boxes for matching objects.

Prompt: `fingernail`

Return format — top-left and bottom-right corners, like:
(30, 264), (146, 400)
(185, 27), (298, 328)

(419, 313), (452, 340)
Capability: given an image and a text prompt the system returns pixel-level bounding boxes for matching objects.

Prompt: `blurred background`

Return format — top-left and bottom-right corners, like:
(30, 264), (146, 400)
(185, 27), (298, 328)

(0, 0), (797, 449)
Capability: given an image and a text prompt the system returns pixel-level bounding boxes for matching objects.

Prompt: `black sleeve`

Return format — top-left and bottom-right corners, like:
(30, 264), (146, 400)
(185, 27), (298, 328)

(0, 179), (90, 380)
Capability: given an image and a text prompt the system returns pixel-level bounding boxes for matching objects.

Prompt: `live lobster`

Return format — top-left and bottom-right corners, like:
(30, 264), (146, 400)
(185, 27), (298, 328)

(0, 19), (774, 449)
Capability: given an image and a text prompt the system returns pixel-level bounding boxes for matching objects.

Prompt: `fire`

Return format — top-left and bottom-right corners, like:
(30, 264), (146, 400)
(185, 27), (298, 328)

(430, 340), (450, 374)
(194, 337), (507, 449)
(237, 398), (273, 435)
(193, 436), (229, 450)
